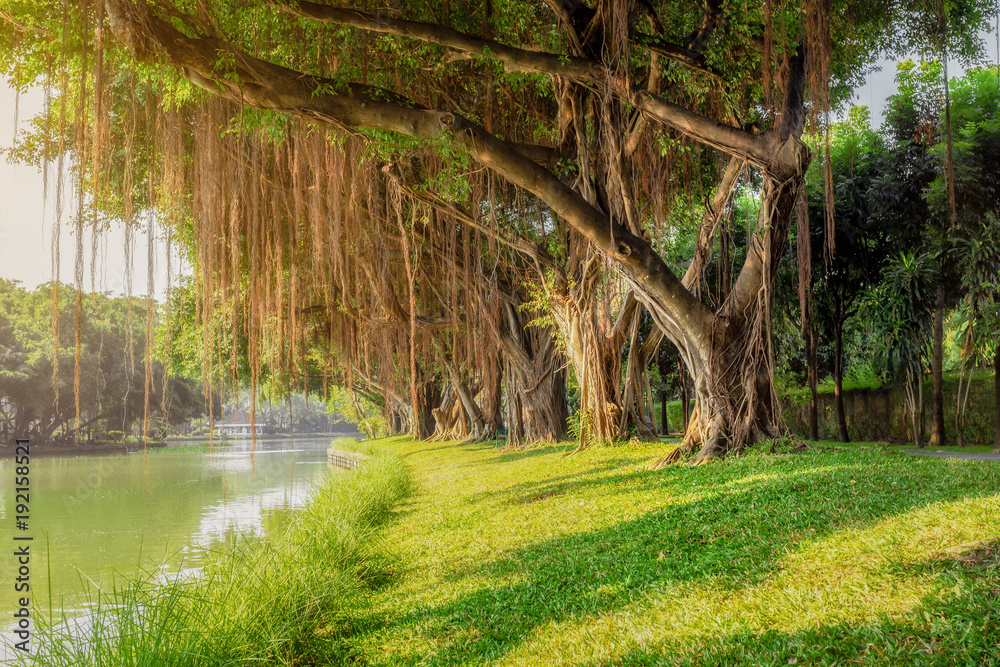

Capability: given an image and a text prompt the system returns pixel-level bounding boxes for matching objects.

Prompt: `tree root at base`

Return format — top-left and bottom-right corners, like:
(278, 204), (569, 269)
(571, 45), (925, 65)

(646, 434), (809, 469)
(646, 440), (700, 470)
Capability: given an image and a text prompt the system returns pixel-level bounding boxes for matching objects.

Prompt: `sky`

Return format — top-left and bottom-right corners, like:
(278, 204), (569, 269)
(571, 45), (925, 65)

(1, 25), (997, 296)
(0, 85), (181, 299)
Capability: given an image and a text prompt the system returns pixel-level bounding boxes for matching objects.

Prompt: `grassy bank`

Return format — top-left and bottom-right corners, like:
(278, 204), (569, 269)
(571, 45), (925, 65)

(26, 438), (411, 666)
(339, 437), (1000, 666)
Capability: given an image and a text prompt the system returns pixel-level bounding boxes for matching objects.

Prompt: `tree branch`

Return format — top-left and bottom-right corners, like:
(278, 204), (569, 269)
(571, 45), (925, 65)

(682, 156), (744, 290)
(726, 46), (810, 318)
(351, 365), (409, 411)
(624, 0), (726, 155)
(0, 9), (47, 34)
(106, 0), (715, 352)
(632, 33), (718, 77)
(273, 0), (601, 81)
(610, 291), (641, 350)
(510, 141), (575, 169)
(631, 89), (775, 168)
(687, 0), (727, 54)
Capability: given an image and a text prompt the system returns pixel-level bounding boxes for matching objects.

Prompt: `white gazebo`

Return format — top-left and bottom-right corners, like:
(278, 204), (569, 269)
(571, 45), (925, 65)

(215, 410), (263, 438)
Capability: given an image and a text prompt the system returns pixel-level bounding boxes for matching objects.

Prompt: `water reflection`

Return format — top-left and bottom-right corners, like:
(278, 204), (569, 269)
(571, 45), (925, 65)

(0, 436), (340, 658)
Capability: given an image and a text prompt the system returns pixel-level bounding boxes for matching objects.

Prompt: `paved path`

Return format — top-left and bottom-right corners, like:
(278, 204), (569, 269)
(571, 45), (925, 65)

(904, 449), (1000, 461)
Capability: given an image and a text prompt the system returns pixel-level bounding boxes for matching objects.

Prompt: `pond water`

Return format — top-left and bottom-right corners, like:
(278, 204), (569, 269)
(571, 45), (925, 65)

(0, 437), (342, 657)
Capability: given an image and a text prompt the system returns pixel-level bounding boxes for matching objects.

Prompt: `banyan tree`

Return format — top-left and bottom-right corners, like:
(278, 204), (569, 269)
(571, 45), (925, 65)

(2, 0), (995, 461)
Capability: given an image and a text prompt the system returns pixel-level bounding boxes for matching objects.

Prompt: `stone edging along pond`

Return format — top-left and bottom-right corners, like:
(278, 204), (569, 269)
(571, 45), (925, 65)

(328, 447), (369, 470)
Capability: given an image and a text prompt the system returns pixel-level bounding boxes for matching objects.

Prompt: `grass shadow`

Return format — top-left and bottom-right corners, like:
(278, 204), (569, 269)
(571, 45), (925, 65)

(367, 452), (1000, 666)
(463, 457), (651, 506)
(576, 579), (1000, 666)
(484, 441), (578, 464)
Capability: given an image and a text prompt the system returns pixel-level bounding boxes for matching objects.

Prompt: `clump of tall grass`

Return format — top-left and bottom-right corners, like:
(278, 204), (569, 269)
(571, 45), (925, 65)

(24, 443), (411, 666)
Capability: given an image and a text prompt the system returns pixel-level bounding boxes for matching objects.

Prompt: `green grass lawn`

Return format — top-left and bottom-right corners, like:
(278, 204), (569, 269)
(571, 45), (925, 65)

(343, 437), (1000, 666)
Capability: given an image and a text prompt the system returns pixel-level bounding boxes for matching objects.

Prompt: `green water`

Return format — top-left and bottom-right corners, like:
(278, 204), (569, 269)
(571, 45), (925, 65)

(0, 438), (335, 635)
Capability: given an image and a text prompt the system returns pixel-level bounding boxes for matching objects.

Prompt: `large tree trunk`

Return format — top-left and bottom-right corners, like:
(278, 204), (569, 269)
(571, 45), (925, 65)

(451, 370), (490, 440)
(413, 379), (441, 440)
(649, 318), (785, 468)
(430, 366), (490, 442)
(650, 212), (802, 468)
(430, 384), (462, 441)
(659, 390), (668, 435)
(930, 285), (946, 446)
(644, 53), (809, 466)
(504, 362), (568, 446)
(552, 282), (640, 447)
(499, 302), (568, 445)
(389, 408), (405, 436)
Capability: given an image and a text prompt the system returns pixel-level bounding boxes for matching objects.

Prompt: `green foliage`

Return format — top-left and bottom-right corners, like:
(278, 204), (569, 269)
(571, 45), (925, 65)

(957, 213), (1000, 362)
(782, 99), (895, 392)
(0, 280), (204, 441)
(731, 183), (762, 236)
(864, 252), (939, 377)
(924, 66), (1000, 223)
(327, 387), (388, 438)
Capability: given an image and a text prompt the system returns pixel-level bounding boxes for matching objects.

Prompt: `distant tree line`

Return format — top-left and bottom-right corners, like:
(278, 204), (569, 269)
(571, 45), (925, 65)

(0, 280), (205, 443)
(783, 63), (1000, 448)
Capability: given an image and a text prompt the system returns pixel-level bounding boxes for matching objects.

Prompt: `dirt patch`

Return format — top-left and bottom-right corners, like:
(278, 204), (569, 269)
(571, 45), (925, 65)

(521, 491), (560, 504)
(767, 437), (810, 454)
(934, 538), (1000, 567)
